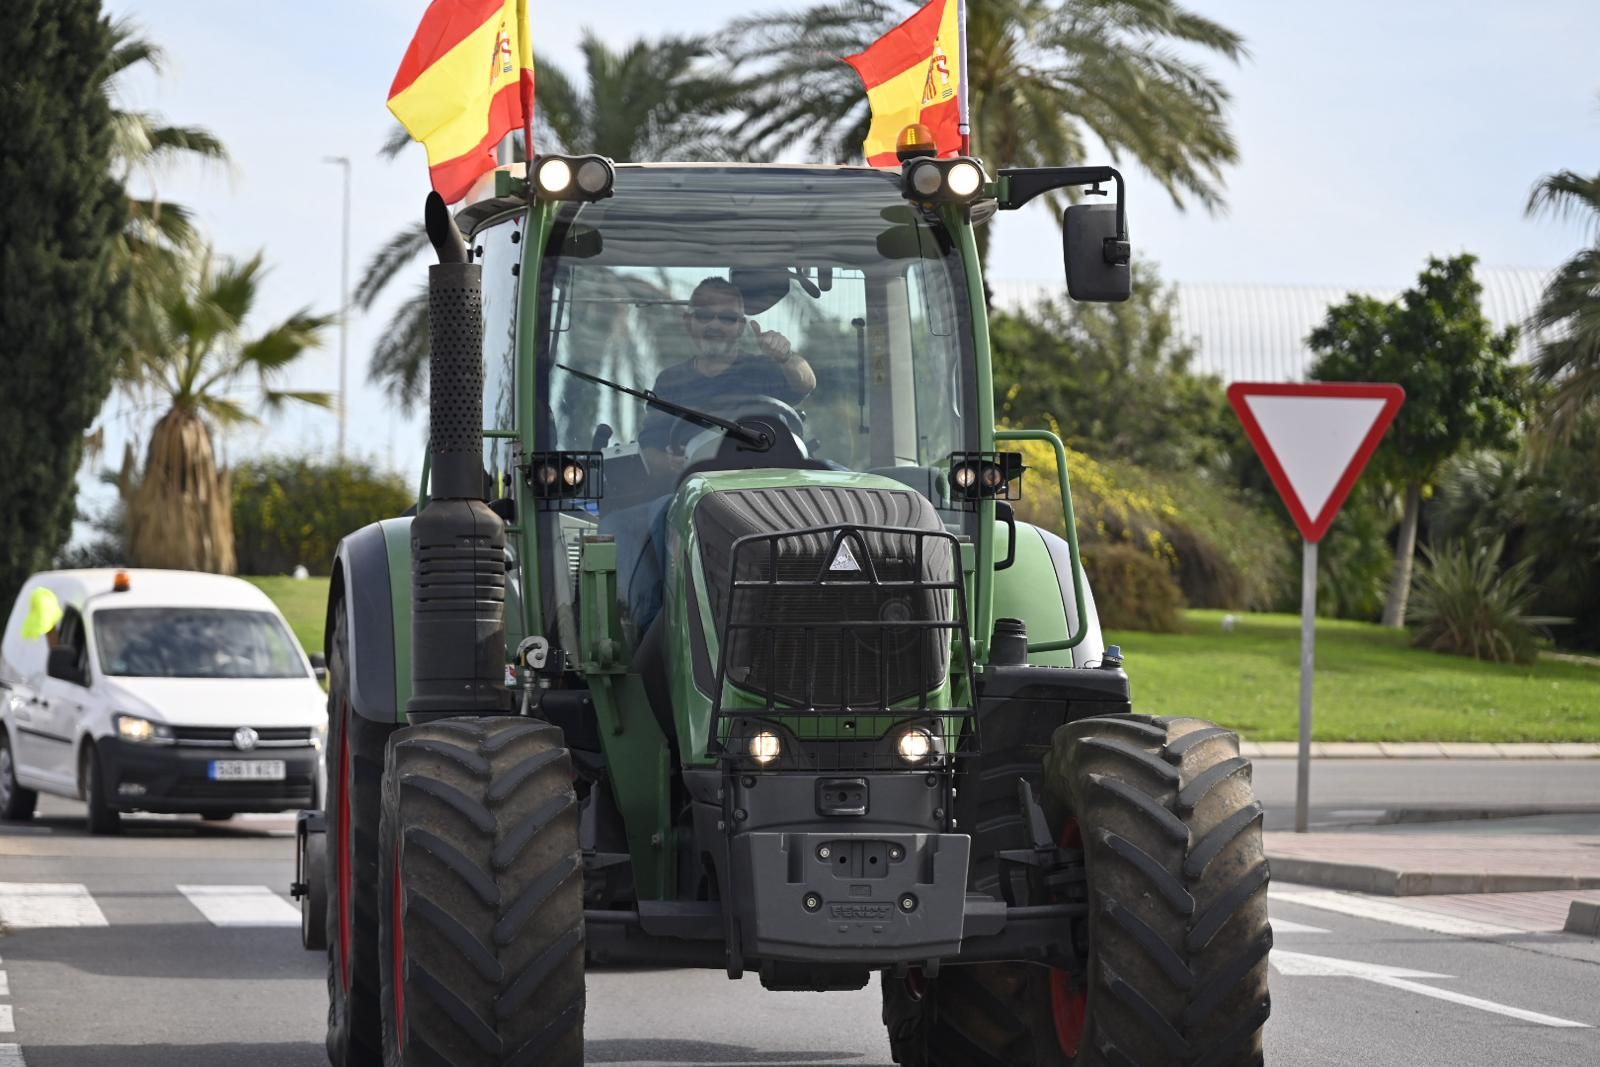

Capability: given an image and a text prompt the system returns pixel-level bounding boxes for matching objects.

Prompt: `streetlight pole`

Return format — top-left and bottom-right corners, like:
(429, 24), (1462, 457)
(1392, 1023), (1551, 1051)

(324, 156), (351, 458)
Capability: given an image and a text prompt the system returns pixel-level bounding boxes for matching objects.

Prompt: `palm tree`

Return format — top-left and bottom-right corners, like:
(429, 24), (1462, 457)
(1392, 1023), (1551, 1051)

(1525, 168), (1600, 445)
(120, 250), (336, 573)
(722, 0), (1244, 209)
(99, 18), (230, 385)
(359, 32), (749, 412)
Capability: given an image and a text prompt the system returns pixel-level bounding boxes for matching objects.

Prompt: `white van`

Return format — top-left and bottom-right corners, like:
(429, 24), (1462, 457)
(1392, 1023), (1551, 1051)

(0, 569), (327, 833)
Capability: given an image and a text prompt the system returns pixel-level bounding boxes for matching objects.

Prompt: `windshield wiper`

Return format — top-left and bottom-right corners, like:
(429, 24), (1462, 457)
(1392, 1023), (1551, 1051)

(557, 363), (771, 451)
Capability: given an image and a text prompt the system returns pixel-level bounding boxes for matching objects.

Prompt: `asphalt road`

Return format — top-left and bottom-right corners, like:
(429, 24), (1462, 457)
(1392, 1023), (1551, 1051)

(2, 784), (1597, 1066)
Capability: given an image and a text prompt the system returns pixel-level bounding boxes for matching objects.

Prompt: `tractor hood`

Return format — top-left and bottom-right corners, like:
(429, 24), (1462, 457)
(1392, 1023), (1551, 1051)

(683, 471), (957, 712)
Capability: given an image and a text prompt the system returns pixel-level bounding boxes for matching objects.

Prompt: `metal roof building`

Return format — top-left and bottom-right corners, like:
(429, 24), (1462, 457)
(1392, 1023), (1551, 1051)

(990, 268), (1554, 382)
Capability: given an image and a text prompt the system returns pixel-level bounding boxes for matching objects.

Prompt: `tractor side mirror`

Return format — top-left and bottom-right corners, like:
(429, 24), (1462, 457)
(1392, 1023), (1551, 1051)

(308, 651), (327, 684)
(1063, 203), (1132, 303)
(47, 646), (85, 686)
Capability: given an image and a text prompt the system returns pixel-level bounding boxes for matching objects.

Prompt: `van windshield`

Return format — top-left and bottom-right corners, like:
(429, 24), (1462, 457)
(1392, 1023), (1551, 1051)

(93, 608), (305, 679)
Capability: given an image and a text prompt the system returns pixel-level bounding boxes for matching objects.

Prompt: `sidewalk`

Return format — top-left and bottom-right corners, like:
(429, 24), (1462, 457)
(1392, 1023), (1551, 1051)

(1243, 741), (1600, 758)
(1264, 814), (1600, 898)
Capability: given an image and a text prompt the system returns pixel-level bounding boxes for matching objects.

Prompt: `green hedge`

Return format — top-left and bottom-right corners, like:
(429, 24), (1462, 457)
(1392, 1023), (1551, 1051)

(233, 457), (411, 576)
(1081, 543), (1186, 633)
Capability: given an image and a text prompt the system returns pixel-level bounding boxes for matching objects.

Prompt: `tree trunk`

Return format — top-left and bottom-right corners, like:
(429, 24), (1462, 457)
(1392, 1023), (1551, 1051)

(122, 407), (236, 574)
(1381, 479), (1423, 628)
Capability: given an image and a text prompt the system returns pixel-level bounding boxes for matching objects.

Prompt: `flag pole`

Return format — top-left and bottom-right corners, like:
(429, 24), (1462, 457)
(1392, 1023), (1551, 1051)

(956, 0), (970, 154)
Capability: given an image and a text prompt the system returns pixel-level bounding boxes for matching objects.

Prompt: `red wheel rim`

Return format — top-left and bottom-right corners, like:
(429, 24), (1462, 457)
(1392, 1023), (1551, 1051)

(392, 847), (407, 1049)
(1050, 816), (1087, 1057)
(336, 702), (353, 992)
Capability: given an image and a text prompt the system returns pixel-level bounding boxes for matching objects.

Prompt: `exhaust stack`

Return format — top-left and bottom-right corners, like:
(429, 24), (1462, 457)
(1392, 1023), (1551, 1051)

(407, 193), (509, 721)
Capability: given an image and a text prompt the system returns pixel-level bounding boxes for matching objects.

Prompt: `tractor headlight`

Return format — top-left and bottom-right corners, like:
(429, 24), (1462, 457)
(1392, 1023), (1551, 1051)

(896, 727), (934, 764)
(115, 713), (174, 745)
(749, 731), (782, 766)
(534, 154), (615, 202)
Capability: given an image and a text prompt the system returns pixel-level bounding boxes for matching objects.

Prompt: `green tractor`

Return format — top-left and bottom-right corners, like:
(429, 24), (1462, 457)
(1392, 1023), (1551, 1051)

(293, 150), (1271, 1066)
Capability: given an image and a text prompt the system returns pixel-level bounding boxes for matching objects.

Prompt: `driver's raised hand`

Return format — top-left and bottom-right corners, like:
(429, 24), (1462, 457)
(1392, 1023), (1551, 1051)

(750, 320), (794, 363)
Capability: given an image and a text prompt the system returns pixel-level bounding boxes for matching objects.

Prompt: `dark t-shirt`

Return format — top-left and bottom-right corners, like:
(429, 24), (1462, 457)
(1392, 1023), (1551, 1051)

(639, 353), (809, 447)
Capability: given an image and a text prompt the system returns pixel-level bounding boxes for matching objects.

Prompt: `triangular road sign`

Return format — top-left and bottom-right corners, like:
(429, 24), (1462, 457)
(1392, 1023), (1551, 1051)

(1227, 382), (1405, 543)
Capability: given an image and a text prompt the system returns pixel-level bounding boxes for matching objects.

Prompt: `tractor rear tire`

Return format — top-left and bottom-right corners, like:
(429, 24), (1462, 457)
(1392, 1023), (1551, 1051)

(883, 714), (1271, 1066)
(378, 716), (585, 1067)
(325, 600), (397, 1067)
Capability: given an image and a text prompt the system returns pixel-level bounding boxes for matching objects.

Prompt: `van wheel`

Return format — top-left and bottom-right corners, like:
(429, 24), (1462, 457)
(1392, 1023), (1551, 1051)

(81, 744), (121, 835)
(0, 731), (38, 821)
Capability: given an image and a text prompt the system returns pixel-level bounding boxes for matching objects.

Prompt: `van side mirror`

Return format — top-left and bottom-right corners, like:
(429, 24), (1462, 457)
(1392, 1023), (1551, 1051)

(1063, 203), (1132, 303)
(47, 646), (85, 686)
(308, 651), (328, 684)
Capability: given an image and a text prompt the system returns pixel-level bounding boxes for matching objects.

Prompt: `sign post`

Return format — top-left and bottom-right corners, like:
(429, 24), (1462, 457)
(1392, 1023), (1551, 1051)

(1227, 383), (1405, 833)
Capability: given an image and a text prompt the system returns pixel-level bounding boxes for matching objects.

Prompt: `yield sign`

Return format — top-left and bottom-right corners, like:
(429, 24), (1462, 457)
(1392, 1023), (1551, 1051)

(1227, 382), (1405, 543)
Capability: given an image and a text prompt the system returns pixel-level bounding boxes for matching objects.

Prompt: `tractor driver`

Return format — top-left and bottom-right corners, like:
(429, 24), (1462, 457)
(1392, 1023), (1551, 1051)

(639, 276), (816, 475)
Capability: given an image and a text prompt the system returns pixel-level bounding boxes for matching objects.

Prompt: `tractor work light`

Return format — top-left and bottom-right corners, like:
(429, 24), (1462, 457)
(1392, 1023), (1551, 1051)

(949, 451), (1025, 507)
(901, 157), (989, 205)
(895, 727), (934, 764)
(524, 450), (603, 510)
(749, 731), (782, 765)
(534, 154), (615, 201)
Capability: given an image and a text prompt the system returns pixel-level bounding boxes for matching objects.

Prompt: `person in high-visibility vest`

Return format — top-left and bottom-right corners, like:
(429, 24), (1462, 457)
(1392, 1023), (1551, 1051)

(21, 586), (64, 645)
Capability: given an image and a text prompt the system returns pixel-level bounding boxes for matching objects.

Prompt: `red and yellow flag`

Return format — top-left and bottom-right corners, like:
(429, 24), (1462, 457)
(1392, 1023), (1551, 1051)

(844, 0), (962, 167)
(387, 0), (535, 203)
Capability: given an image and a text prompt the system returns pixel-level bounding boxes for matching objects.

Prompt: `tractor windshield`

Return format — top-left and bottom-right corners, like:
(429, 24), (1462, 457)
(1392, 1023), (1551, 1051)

(535, 166), (979, 512)
(531, 166), (981, 649)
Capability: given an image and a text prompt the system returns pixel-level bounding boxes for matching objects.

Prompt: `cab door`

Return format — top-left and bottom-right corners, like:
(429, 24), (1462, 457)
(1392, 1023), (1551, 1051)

(35, 608), (92, 785)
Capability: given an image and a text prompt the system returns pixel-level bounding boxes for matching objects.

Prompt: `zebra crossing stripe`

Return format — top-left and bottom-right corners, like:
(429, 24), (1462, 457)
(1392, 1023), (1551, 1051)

(0, 1043), (23, 1067)
(0, 884), (108, 928)
(0, 970), (8, 996)
(0, 1007), (12, 1034)
(177, 885), (300, 927)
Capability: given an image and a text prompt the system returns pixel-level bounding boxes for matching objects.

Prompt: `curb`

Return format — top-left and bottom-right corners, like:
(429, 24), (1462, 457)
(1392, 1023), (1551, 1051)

(1264, 857), (1600, 897)
(1242, 741), (1600, 759)
(1566, 900), (1600, 937)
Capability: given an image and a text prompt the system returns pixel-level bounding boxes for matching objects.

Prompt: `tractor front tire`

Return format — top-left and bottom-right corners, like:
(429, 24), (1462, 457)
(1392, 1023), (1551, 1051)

(883, 714), (1271, 1066)
(379, 716), (585, 1067)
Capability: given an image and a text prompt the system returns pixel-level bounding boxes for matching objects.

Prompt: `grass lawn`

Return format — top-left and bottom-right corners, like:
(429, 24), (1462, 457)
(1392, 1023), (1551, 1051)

(248, 576), (331, 654)
(246, 579), (1598, 742)
(1108, 609), (1600, 742)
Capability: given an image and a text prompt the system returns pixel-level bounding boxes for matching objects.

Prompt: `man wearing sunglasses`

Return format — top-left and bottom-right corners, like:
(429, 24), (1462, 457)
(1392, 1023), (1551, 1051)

(639, 277), (816, 469)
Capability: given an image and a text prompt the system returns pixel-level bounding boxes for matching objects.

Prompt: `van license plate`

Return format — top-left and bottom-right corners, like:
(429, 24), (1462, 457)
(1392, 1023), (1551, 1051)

(209, 760), (286, 782)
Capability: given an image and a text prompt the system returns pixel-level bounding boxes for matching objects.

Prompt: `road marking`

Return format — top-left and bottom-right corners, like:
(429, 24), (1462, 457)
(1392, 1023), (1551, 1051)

(177, 884), (300, 927)
(0, 883), (108, 928)
(0, 971), (7, 996)
(1269, 917), (1329, 934)
(0, 1006), (11, 1033)
(1270, 885), (1520, 938)
(1272, 950), (1590, 1028)
(0, 1043), (23, 1067)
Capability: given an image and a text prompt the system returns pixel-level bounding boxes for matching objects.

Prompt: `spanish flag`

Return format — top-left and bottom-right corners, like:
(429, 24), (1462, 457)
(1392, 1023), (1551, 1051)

(844, 0), (962, 167)
(387, 0), (535, 203)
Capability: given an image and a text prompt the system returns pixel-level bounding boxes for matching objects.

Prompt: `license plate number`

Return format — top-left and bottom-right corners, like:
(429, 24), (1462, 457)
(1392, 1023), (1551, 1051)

(208, 760), (286, 781)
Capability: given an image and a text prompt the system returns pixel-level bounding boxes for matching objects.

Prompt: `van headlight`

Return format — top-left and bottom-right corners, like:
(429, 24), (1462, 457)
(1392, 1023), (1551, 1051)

(115, 714), (174, 745)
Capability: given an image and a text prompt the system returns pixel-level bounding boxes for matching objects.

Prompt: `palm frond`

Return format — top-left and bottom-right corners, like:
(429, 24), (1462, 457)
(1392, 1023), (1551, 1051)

(380, 122), (414, 160)
(261, 389), (337, 412)
(355, 223), (429, 309)
(366, 289), (432, 414)
(240, 310), (338, 378)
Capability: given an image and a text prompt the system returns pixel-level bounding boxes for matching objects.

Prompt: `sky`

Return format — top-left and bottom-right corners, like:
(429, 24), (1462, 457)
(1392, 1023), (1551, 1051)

(92, 0), (1600, 500)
